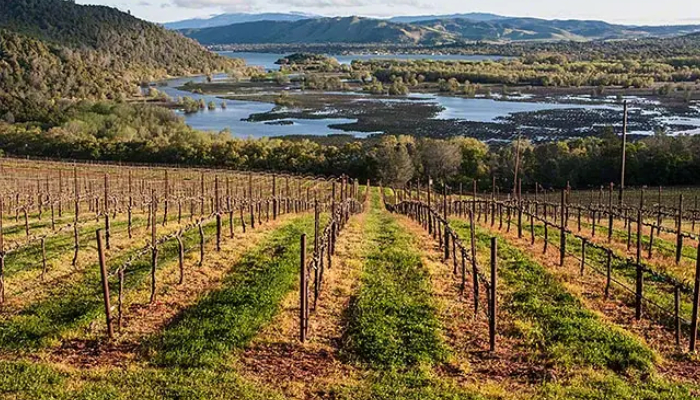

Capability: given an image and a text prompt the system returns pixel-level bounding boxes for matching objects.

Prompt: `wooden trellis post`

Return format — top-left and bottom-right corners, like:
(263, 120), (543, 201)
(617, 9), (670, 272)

(444, 184), (449, 261)
(560, 189), (566, 267)
(300, 234), (307, 343)
(215, 176), (221, 252)
(198, 222), (205, 267)
(635, 211), (643, 321)
(469, 209), (478, 316)
(691, 237), (700, 352)
(605, 250), (612, 299)
(104, 173), (111, 250)
(200, 173), (205, 216)
(128, 171), (133, 238)
(489, 237), (498, 352)
(96, 229), (114, 340)
(0, 198), (4, 304)
(272, 175), (278, 220)
(427, 177), (433, 235)
(608, 183), (614, 242)
(517, 179), (523, 238)
(177, 233), (185, 285)
(72, 167), (80, 268)
(58, 169), (63, 217)
(580, 238), (586, 276)
(460, 247), (466, 294)
(675, 286), (681, 347)
(41, 238), (47, 281)
(676, 194), (684, 265)
(150, 191), (158, 304)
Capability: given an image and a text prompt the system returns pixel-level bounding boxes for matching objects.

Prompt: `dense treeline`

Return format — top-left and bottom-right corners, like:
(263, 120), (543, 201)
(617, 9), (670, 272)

(212, 33), (700, 60)
(0, 0), (250, 122)
(371, 132), (700, 190)
(2, 101), (700, 190)
(0, 31), (140, 123)
(0, 101), (371, 178)
(459, 33), (700, 61)
(355, 56), (700, 88)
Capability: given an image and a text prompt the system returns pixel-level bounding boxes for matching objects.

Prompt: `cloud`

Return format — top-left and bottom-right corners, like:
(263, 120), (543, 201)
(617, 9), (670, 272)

(170, 0), (426, 11)
(271, 0), (426, 7)
(137, 0), (152, 5)
(171, 0), (254, 10)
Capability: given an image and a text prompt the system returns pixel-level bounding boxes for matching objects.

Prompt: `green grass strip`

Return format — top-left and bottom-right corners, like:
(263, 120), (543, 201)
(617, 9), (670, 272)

(528, 221), (694, 327)
(0, 360), (284, 400)
(0, 218), (221, 350)
(537, 369), (698, 400)
(2, 213), (74, 237)
(344, 194), (447, 368)
(449, 218), (656, 373)
(330, 367), (486, 400)
(3, 216), (141, 277)
(574, 218), (696, 265)
(150, 215), (315, 368)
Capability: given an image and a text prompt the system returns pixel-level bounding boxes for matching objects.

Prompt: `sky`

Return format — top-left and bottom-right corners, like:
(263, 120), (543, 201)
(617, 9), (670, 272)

(76, 0), (700, 25)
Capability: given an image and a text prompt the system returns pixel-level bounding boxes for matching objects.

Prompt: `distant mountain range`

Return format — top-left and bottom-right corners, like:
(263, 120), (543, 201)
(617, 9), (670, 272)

(387, 13), (508, 24)
(179, 17), (455, 45)
(164, 12), (507, 29)
(172, 13), (700, 45)
(163, 12), (318, 30)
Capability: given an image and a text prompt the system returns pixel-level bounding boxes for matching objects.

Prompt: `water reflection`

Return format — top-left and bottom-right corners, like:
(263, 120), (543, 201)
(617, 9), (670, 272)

(218, 52), (509, 71)
(159, 75), (370, 138)
(160, 75), (700, 138)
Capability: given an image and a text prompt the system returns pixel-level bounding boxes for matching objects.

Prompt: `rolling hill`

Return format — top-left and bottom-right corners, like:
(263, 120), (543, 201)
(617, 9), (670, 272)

(418, 17), (700, 41)
(178, 14), (700, 45)
(164, 12), (506, 30)
(181, 16), (458, 45)
(388, 13), (508, 24)
(163, 12), (317, 30)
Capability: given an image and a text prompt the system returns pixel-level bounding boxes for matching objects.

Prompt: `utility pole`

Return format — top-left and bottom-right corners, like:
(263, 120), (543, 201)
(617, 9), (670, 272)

(619, 100), (628, 205)
(513, 135), (521, 201)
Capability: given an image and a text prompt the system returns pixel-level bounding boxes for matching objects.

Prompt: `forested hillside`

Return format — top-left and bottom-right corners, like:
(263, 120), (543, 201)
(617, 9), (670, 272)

(0, 0), (245, 121)
(0, 30), (140, 123)
(0, 0), (237, 74)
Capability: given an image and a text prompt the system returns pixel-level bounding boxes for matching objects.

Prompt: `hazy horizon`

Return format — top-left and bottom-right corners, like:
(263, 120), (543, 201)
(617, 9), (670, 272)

(74, 0), (700, 26)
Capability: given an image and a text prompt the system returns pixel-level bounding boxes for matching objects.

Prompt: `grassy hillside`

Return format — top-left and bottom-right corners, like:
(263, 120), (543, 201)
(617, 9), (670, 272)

(419, 17), (700, 41)
(181, 15), (700, 45)
(181, 16), (458, 45)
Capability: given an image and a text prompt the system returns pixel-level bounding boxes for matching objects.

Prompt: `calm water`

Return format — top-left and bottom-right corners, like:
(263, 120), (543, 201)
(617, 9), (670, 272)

(160, 75), (700, 138)
(160, 75), (372, 138)
(218, 51), (509, 71)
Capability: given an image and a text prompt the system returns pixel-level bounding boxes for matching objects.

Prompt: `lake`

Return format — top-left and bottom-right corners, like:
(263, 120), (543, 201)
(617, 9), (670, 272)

(160, 76), (372, 138)
(217, 51), (510, 71)
(160, 75), (700, 139)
